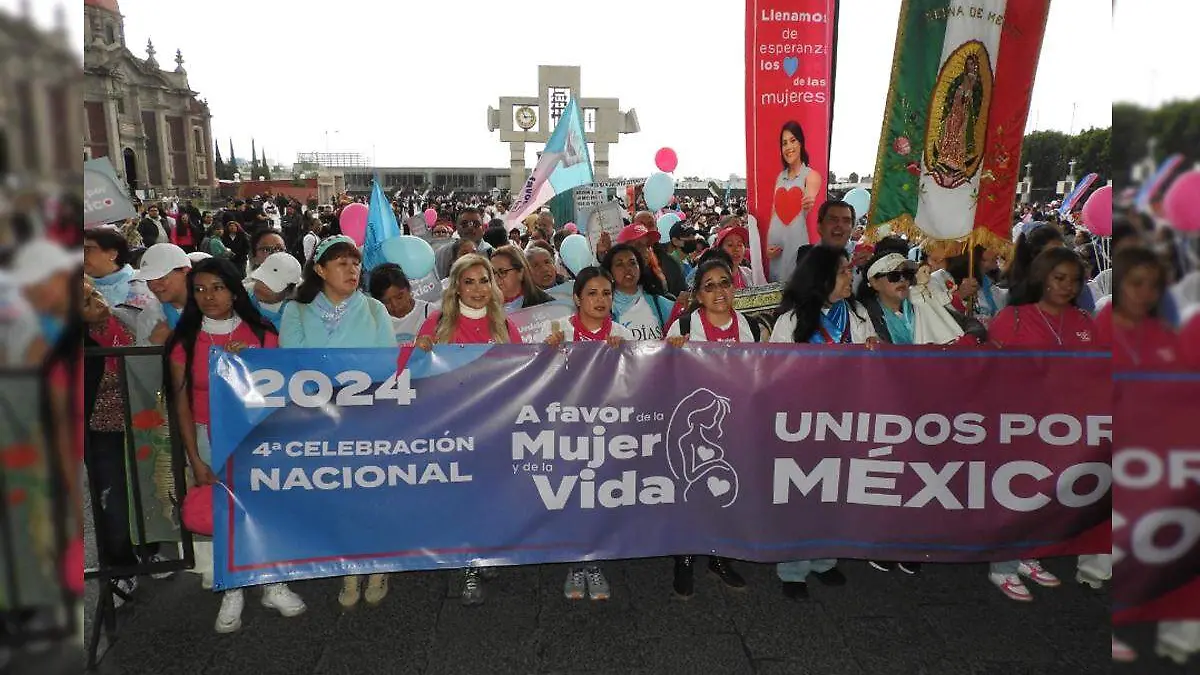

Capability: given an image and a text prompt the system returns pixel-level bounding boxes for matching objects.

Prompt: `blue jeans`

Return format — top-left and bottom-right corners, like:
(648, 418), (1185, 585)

(775, 559), (837, 582)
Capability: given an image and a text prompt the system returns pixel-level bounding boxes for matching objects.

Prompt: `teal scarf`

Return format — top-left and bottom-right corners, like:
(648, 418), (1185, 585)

(881, 299), (915, 345)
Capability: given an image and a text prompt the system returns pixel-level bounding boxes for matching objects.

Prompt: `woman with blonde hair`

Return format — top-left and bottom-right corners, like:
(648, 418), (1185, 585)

(413, 253), (520, 605)
(415, 254), (522, 349)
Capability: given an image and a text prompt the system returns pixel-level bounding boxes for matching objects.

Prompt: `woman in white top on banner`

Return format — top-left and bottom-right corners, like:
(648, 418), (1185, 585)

(766, 120), (823, 284)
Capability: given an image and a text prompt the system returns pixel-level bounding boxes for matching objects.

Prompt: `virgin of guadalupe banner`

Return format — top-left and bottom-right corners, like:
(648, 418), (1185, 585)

(867, 0), (1051, 252)
(744, 0), (838, 284)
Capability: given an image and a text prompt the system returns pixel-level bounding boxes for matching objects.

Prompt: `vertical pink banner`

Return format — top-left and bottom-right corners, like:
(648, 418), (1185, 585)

(745, 0), (837, 283)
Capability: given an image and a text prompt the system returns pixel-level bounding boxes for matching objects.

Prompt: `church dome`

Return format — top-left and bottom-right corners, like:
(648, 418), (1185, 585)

(85, 0), (120, 13)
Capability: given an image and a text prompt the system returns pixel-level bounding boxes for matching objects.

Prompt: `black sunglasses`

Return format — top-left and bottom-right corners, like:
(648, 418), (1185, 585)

(874, 269), (916, 283)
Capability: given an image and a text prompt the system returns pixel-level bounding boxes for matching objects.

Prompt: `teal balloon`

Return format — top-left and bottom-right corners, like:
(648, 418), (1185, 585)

(843, 188), (871, 221)
(380, 235), (436, 279)
(643, 172), (675, 211)
(559, 234), (594, 277)
(657, 212), (681, 232)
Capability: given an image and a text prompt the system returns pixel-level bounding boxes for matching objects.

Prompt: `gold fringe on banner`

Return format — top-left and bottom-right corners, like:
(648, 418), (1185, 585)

(869, 214), (1014, 260)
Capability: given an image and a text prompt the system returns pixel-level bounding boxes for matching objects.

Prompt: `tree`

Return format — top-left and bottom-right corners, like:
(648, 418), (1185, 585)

(848, 171), (859, 183)
(214, 141), (226, 180)
(227, 139), (238, 177)
(1066, 127), (1111, 179)
(250, 138), (260, 179)
(1018, 130), (1071, 198)
(262, 147), (272, 180)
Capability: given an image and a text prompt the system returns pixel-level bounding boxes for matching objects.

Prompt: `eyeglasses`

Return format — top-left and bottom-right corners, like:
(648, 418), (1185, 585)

(701, 278), (733, 293)
(257, 246), (286, 255)
(874, 270), (916, 283)
(494, 267), (520, 278)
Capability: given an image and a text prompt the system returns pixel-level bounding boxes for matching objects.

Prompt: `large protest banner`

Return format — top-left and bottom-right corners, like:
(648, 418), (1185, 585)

(1112, 371), (1200, 624)
(208, 345), (1110, 590)
(744, 0), (837, 283)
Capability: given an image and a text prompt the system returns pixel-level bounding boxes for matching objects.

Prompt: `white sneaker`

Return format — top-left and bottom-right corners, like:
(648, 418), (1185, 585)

(988, 573), (1032, 601)
(215, 589), (244, 633)
(262, 583), (306, 617)
(1018, 559), (1061, 587)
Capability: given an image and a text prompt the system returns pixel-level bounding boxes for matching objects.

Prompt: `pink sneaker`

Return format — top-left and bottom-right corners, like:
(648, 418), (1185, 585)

(1018, 560), (1061, 587)
(988, 573), (1032, 601)
(1111, 635), (1136, 662)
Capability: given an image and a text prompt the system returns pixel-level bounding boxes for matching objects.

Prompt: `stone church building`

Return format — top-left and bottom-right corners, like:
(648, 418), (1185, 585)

(83, 0), (215, 198)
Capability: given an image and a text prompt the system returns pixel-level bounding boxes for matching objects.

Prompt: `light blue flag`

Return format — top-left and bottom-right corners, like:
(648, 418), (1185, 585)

(364, 177), (401, 272)
(508, 98), (593, 223)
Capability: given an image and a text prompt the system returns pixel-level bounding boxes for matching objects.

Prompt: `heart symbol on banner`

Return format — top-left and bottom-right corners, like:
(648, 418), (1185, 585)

(707, 476), (732, 497)
(774, 187), (806, 225)
(696, 445), (717, 463)
(783, 57), (799, 77)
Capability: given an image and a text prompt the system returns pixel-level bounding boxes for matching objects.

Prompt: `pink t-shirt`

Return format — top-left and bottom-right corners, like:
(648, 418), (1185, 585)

(1095, 304), (1180, 368)
(988, 304), (1103, 349)
(171, 323), (278, 425)
(417, 311), (522, 345)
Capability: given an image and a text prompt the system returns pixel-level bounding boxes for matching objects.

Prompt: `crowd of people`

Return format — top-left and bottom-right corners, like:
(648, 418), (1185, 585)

(1, 177), (1197, 664)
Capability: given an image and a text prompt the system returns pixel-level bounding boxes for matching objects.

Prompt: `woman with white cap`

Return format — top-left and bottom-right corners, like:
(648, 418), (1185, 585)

(244, 252), (302, 329)
(279, 235), (395, 608)
(858, 252), (964, 350)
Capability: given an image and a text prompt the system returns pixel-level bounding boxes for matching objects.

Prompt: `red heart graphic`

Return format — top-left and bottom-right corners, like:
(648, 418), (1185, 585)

(774, 187), (805, 225)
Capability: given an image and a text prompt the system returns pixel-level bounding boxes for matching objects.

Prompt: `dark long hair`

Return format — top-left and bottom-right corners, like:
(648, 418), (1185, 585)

(778, 245), (861, 343)
(1112, 246), (1167, 319)
(686, 258), (735, 315)
(294, 240), (362, 304)
(163, 257), (275, 411)
(1004, 225), (1064, 296)
(1010, 247), (1084, 307)
(946, 245), (992, 286)
(601, 243), (668, 298)
(779, 120), (811, 170)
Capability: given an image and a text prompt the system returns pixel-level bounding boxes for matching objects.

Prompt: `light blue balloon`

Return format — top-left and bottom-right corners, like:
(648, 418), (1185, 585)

(379, 235), (436, 279)
(643, 172), (675, 211)
(559, 234), (595, 277)
(657, 212), (681, 232)
(843, 187), (871, 221)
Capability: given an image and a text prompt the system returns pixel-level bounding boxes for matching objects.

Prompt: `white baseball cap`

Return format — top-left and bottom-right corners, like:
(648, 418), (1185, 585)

(866, 253), (918, 279)
(249, 252), (302, 293)
(187, 251), (212, 263)
(11, 239), (79, 288)
(134, 243), (192, 281)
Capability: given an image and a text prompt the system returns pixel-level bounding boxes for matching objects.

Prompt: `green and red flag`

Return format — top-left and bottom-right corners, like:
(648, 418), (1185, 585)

(867, 0), (1051, 254)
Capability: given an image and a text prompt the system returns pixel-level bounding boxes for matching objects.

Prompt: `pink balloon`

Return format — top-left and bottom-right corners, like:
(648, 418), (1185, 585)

(1164, 170), (1200, 233)
(1081, 185), (1112, 237)
(423, 208), (438, 226)
(655, 147), (678, 173)
(340, 202), (369, 245)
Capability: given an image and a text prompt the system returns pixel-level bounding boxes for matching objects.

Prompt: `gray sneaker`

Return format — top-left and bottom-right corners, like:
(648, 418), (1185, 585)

(564, 566), (587, 600)
(585, 566), (611, 601)
(461, 569), (485, 606)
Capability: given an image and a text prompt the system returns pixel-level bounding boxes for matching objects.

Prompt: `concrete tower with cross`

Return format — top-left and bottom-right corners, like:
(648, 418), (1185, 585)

(488, 65), (640, 190)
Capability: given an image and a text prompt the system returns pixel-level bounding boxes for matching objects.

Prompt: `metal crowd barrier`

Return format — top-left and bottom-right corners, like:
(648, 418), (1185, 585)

(81, 345), (195, 672)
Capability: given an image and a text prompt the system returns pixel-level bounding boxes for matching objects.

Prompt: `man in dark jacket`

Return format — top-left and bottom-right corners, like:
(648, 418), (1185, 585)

(137, 204), (170, 247)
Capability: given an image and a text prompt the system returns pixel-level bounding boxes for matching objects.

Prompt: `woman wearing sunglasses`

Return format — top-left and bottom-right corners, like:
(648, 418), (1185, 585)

(662, 257), (751, 596)
(859, 253), (964, 349)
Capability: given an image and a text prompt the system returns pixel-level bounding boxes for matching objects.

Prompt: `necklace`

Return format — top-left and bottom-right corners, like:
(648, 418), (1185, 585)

(1035, 306), (1065, 345)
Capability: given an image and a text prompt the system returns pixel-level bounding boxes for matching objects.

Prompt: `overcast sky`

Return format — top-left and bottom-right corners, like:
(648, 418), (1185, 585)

(16, 0), (1197, 178)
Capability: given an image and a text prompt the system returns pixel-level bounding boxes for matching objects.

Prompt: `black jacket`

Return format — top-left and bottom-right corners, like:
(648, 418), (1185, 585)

(653, 243), (687, 296)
